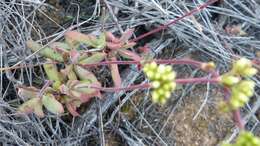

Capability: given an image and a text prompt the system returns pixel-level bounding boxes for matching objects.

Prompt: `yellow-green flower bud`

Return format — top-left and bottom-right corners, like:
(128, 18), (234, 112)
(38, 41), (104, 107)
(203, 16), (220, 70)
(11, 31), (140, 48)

(232, 58), (257, 77)
(241, 68), (258, 77)
(158, 64), (166, 73)
(151, 91), (160, 103)
(168, 72), (177, 81)
(157, 89), (165, 96)
(152, 81), (161, 88)
(236, 80), (255, 97)
(220, 74), (240, 86)
(154, 73), (161, 80)
(230, 98), (242, 109)
(163, 84), (171, 90)
(165, 91), (171, 99)
(236, 92), (249, 103)
(165, 66), (173, 73)
(159, 98), (167, 105)
(170, 82), (177, 91)
(233, 58), (252, 73)
(146, 71), (154, 79)
(149, 62), (158, 70)
(230, 90), (248, 109)
(201, 61), (216, 71)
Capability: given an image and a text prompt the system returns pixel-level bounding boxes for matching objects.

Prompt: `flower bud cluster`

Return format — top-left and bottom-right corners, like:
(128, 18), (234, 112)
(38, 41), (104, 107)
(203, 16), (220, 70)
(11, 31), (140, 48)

(220, 58), (257, 110)
(143, 62), (176, 104)
(229, 80), (255, 109)
(232, 58), (258, 77)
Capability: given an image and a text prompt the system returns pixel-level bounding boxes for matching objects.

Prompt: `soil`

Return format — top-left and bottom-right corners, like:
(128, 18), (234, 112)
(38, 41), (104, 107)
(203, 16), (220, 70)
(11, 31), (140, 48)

(169, 88), (234, 146)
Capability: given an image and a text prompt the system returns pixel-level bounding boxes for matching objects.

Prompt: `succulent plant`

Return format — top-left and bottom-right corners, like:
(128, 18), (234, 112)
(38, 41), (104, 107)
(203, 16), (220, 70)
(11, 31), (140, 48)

(19, 31), (108, 117)
(20, 29), (145, 117)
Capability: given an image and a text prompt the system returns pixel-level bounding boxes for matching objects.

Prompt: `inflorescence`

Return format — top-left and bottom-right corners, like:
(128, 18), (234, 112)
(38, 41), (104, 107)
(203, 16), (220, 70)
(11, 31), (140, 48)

(143, 62), (176, 104)
(220, 58), (257, 110)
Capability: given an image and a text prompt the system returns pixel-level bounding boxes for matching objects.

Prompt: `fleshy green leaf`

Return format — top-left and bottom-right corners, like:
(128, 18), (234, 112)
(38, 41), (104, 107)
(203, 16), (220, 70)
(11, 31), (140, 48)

(69, 49), (80, 63)
(17, 87), (38, 100)
(79, 52), (106, 64)
(64, 80), (101, 102)
(49, 42), (71, 51)
(65, 31), (106, 49)
(26, 40), (64, 62)
(66, 101), (80, 117)
(68, 80), (100, 94)
(42, 94), (64, 115)
(43, 61), (63, 89)
(106, 42), (124, 50)
(65, 31), (94, 48)
(74, 65), (99, 83)
(92, 33), (106, 49)
(61, 65), (77, 80)
(43, 62), (63, 82)
(18, 98), (44, 117)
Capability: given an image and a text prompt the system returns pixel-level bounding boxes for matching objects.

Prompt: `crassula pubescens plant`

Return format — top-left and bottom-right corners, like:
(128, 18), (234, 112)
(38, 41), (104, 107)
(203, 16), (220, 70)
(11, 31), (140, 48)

(19, 28), (142, 117)
(14, 0), (260, 145)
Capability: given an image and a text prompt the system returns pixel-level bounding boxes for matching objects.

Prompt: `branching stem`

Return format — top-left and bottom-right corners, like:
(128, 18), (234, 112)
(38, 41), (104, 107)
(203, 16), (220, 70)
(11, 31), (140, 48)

(79, 59), (203, 68)
(89, 76), (220, 92)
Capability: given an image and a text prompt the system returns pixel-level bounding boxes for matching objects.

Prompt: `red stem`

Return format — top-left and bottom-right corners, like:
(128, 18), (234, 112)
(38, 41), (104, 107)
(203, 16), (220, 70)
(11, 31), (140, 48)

(223, 87), (245, 129)
(90, 77), (220, 92)
(176, 77), (220, 84)
(233, 110), (245, 129)
(130, 0), (219, 42)
(223, 87), (230, 101)
(253, 59), (260, 67)
(79, 59), (202, 68)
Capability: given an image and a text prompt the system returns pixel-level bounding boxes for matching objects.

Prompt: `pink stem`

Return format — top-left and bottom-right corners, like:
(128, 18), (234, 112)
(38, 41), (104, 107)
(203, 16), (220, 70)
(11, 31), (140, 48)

(223, 87), (245, 129)
(79, 59), (202, 68)
(253, 59), (260, 66)
(90, 77), (220, 92)
(130, 0), (219, 42)
(222, 87), (230, 101)
(233, 110), (245, 129)
(175, 77), (220, 84)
